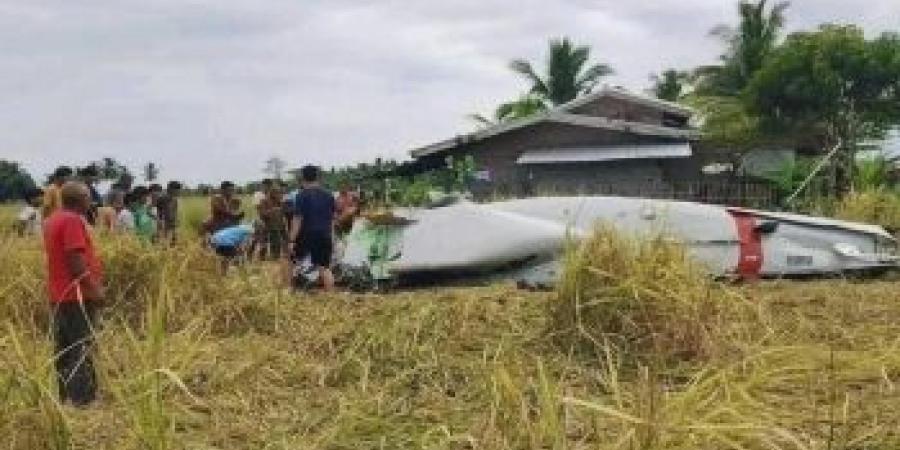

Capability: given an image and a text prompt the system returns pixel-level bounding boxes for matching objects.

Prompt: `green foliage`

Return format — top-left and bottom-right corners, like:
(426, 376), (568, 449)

(696, 0), (789, 96)
(855, 154), (896, 191)
(509, 37), (614, 106)
(322, 159), (398, 205)
(470, 37), (611, 128)
(470, 94), (549, 127)
(747, 26), (900, 142)
(321, 155), (478, 207)
(445, 155), (476, 192)
(764, 156), (820, 197)
(763, 153), (898, 209)
(0, 160), (36, 202)
(650, 69), (689, 101)
(96, 157), (131, 181)
(687, 95), (761, 148)
(746, 25), (900, 193)
(397, 177), (433, 207)
(690, 1), (790, 152)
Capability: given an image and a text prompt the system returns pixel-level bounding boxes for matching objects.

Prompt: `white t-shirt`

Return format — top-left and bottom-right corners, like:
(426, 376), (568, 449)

(17, 205), (41, 235)
(252, 191), (266, 207)
(117, 209), (135, 231)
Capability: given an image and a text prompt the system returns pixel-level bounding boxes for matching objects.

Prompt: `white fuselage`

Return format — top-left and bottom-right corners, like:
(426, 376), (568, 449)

(342, 197), (898, 283)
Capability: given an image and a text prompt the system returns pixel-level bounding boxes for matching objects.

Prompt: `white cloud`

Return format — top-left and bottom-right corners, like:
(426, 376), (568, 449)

(1, 0), (897, 184)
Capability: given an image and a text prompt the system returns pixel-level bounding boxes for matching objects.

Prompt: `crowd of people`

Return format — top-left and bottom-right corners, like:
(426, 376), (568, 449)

(203, 165), (361, 287)
(14, 163), (360, 407)
(17, 165), (183, 243)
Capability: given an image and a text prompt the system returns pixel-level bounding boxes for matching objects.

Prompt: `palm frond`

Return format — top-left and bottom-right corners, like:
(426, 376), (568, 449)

(509, 59), (549, 97)
(496, 95), (548, 122)
(510, 37), (615, 105)
(577, 63), (614, 93)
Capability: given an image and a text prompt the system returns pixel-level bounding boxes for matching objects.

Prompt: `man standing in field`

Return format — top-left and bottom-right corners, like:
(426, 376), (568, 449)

(77, 165), (103, 225)
(16, 188), (43, 237)
(156, 181), (182, 244)
(130, 186), (157, 242)
(252, 179), (272, 210)
(249, 179), (274, 259)
(257, 180), (286, 260)
(207, 181), (244, 233)
(289, 165), (336, 291)
(43, 181), (104, 406)
(105, 173), (133, 207)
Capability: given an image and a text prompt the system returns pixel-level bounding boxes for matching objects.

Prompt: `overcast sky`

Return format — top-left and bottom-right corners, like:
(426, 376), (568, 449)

(1, 0), (898, 184)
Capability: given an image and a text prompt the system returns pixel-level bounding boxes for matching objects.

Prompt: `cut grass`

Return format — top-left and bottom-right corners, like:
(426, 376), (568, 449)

(0, 201), (899, 449)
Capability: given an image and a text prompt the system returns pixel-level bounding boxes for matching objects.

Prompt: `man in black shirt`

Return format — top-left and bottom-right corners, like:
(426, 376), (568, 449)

(156, 181), (182, 244)
(77, 165), (102, 225)
(288, 165), (336, 291)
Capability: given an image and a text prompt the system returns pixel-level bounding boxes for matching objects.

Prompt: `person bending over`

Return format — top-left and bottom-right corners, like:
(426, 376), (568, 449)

(210, 224), (254, 274)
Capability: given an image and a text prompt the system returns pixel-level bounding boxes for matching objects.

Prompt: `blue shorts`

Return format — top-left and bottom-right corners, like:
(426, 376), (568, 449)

(295, 233), (332, 267)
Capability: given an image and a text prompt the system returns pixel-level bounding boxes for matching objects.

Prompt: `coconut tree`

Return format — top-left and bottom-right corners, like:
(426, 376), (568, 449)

(143, 162), (159, 183)
(509, 38), (614, 106)
(696, 0), (790, 95)
(650, 69), (690, 101)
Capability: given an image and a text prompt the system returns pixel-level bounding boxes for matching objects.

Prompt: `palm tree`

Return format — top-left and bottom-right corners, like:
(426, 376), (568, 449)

(98, 157), (128, 180)
(468, 94), (549, 127)
(264, 156), (286, 180)
(650, 69), (690, 101)
(143, 162), (159, 183)
(696, 0), (789, 95)
(735, 0), (789, 81)
(509, 38), (614, 106)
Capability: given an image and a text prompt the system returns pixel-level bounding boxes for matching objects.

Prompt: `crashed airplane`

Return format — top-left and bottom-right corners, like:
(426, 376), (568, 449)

(328, 196), (898, 289)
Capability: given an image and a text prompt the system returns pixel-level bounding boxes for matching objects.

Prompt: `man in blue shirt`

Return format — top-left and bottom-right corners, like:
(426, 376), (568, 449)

(288, 165), (336, 291)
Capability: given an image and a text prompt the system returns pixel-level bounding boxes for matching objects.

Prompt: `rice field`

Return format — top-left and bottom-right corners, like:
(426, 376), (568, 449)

(1, 199), (899, 449)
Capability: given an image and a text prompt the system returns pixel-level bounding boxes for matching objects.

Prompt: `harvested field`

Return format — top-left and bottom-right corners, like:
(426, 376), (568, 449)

(2, 223), (899, 449)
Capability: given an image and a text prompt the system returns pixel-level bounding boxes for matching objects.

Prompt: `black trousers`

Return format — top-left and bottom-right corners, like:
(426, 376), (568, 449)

(53, 301), (98, 406)
(258, 228), (285, 261)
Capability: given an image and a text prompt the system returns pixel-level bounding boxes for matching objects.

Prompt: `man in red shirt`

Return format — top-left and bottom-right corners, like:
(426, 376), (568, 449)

(43, 181), (104, 406)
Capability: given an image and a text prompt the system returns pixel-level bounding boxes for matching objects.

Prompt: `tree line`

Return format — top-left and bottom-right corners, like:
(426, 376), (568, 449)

(318, 1), (900, 203)
(0, 158), (167, 202)
(469, 0), (900, 196)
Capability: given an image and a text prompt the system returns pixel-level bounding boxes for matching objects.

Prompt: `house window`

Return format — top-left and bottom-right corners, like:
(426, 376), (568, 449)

(662, 113), (688, 128)
(702, 162), (734, 175)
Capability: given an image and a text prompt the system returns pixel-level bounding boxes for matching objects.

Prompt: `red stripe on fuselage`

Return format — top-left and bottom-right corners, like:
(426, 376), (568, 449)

(729, 212), (763, 280)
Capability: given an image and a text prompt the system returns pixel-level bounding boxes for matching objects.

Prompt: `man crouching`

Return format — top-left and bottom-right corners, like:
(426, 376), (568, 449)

(43, 181), (104, 406)
(209, 223), (254, 274)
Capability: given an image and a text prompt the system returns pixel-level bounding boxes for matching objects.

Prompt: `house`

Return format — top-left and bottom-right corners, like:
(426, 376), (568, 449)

(408, 87), (704, 197)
